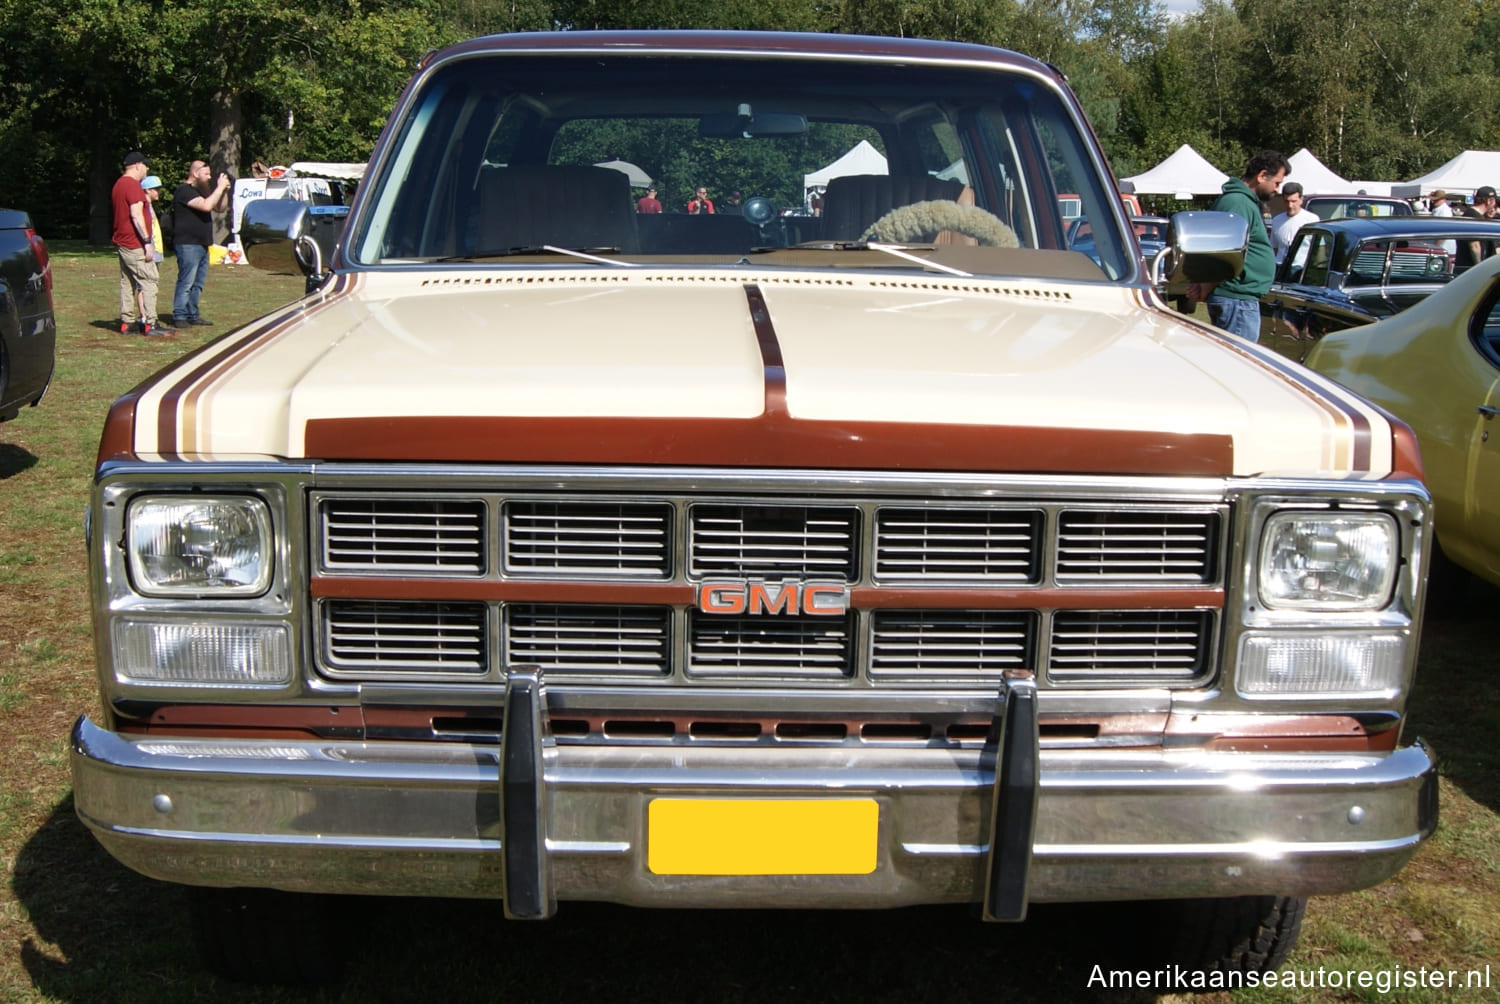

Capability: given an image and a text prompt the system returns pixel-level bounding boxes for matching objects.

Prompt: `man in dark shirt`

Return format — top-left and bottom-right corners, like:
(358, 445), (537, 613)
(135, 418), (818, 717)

(172, 159), (231, 325)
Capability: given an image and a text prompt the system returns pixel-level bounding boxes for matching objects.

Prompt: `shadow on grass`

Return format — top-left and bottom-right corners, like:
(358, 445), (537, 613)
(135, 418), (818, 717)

(0, 442), (37, 479)
(15, 793), (1161, 1003)
(1406, 575), (1500, 815)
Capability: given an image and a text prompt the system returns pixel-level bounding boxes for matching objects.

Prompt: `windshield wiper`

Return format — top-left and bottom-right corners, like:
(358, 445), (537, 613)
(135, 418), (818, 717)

(750, 241), (972, 278)
(437, 245), (638, 267)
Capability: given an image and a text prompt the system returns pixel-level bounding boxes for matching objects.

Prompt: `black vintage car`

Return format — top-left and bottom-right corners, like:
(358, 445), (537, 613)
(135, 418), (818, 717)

(1259, 215), (1500, 355)
(0, 208), (56, 423)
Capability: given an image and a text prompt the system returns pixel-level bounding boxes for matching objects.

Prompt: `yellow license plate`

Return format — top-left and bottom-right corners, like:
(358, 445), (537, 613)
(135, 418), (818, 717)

(647, 798), (878, 875)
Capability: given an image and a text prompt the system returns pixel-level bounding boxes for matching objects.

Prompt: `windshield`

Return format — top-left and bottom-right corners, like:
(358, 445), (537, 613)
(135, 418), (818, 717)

(348, 51), (1133, 281)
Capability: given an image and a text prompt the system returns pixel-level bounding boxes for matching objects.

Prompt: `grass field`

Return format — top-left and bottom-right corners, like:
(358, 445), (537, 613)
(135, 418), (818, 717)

(1, 248), (1497, 1002)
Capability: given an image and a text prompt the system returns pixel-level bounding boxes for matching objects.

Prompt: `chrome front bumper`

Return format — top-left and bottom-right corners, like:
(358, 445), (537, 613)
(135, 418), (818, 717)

(71, 703), (1438, 912)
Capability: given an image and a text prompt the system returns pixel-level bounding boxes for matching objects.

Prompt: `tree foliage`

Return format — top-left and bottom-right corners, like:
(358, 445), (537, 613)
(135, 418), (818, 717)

(4, 0), (1500, 239)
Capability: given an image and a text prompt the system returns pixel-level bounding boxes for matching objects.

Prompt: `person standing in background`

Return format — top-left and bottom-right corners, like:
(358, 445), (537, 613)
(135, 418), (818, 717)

(635, 186), (662, 213)
(1186, 150), (1289, 341)
(135, 176), (165, 324)
(687, 186), (715, 214)
(172, 159), (232, 326)
(1269, 181), (1317, 263)
(111, 151), (173, 337)
(1428, 189), (1456, 258)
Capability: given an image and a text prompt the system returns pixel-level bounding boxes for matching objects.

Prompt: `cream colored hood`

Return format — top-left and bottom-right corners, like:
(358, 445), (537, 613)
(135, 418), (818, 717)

(123, 268), (1397, 477)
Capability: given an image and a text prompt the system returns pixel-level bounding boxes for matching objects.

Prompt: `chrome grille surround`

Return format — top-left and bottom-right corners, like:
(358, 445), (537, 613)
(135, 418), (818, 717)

(306, 473), (1233, 689)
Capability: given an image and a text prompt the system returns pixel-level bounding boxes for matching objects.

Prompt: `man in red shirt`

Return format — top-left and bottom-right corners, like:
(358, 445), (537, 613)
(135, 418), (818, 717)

(687, 186), (715, 214)
(112, 151), (173, 337)
(635, 186), (662, 213)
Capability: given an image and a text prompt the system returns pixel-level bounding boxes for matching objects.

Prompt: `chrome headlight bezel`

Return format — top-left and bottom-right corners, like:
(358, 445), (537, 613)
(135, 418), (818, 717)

(125, 494), (275, 598)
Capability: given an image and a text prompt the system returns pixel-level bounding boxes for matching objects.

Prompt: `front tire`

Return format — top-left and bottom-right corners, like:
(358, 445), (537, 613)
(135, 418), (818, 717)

(1153, 895), (1307, 973)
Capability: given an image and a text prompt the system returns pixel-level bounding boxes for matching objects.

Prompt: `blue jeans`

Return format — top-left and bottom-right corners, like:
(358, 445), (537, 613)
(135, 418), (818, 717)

(173, 243), (209, 321)
(1206, 294), (1261, 342)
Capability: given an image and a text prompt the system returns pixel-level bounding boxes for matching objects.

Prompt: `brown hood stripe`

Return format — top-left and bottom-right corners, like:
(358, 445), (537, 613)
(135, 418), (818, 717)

(304, 413), (1232, 474)
(153, 273), (360, 459)
(744, 284), (787, 418)
(1144, 292), (1375, 472)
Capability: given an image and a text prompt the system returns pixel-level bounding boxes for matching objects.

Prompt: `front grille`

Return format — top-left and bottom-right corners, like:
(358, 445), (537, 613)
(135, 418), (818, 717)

(319, 497), (485, 573)
(690, 612), (855, 679)
(322, 600), (486, 673)
(1047, 610), (1212, 684)
(507, 604), (670, 675)
(690, 505), (858, 580)
(311, 487), (1226, 688)
(1055, 510), (1217, 582)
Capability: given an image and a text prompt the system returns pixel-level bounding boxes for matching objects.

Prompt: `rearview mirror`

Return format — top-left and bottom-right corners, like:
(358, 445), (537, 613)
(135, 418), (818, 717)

(698, 107), (808, 139)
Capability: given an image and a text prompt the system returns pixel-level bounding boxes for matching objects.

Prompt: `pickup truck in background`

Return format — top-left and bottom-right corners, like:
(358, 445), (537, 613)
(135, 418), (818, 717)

(71, 31), (1438, 987)
(0, 209), (56, 423)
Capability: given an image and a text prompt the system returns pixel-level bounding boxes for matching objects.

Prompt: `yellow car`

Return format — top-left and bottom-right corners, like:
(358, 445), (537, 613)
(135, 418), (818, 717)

(1305, 253), (1500, 585)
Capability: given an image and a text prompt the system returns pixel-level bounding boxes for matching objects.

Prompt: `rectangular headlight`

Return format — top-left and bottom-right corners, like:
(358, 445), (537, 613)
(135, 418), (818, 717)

(1237, 632), (1405, 698)
(113, 619), (292, 686)
(127, 495), (273, 597)
(1257, 511), (1396, 611)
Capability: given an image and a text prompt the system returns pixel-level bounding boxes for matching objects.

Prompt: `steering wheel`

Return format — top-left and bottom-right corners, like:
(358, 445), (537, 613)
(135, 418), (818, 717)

(861, 201), (1019, 247)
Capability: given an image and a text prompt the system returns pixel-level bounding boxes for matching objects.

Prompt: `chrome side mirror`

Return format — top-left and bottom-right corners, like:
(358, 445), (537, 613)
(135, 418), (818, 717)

(1160, 211), (1250, 294)
(241, 201), (349, 294)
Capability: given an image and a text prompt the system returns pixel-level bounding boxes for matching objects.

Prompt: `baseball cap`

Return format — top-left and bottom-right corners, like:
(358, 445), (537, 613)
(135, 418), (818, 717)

(141, 175), (162, 190)
(1429, 189), (1447, 201)
(123, 151), (149, 167)
(1476, 185), (1497, 201)
(1281, 181), (1303, 196)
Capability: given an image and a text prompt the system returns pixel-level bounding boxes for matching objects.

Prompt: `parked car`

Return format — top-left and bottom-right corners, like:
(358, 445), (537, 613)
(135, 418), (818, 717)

(1303, 194), (1414, 220)
(0, 209), (56, 423)
(1305, 253), (1500, 587)
(72, 31), (1437, 986)
(1259, 216), (1500, 354)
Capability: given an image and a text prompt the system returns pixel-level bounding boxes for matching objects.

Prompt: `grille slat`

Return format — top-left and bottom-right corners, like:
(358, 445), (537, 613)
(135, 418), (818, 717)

(1055, 511), (1217, 582)
(507, 605), (670, 675)
(871, 610), (1035, 676)
(690, 613), (854, 678)
(876, 508), (1042, 581)
(691, 506), (858, 579)
(320, 499), (486, 572)
(1047, 611), (1211, 683)
(323, 600), (486, 673)
(505, 502), (671, 577)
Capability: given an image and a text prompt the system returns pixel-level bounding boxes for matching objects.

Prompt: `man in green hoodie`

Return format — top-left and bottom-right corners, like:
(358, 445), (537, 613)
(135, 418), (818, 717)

(1187, 150), (1289, 341)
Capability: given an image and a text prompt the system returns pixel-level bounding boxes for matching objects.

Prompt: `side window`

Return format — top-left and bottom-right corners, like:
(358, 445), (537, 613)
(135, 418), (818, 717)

(1301, 233), (1333, 287)
(1474, 283), (1500, 369)
(1283, 233), (1313, 283)
(1347, 241), (1389, 285)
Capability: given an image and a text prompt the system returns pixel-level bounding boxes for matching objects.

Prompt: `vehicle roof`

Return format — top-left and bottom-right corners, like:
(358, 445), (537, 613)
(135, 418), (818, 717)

(432, 30), (1058, 78)
(1300, 216), (1500, 238)
(1304, 194), (1410, 203)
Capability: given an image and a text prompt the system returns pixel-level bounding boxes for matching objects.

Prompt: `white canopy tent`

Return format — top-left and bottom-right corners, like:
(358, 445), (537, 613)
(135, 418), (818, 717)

(1391, 150), (1500, 198)
(288, 162), (366, 180)
(1286, 149), (1349, 194)
(1120, 144), (1230, 198)
(804, 140), (888, 189)
(594, 159), (652, 187)
(1345, 180), (1396, 197)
